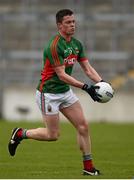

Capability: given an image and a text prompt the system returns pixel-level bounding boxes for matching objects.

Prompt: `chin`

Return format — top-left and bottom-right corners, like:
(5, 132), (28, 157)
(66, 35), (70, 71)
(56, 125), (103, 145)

(68, 31), (75, 35)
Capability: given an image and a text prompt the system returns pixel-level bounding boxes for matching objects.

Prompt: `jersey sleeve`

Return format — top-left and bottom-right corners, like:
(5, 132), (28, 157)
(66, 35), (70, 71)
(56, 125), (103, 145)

(46, 36), (64, 66)
(78, 41), (88, 62)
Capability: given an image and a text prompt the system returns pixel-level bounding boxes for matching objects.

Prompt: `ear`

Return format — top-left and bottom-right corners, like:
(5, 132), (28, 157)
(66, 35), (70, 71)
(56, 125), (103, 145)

(57, 22), (62, 30)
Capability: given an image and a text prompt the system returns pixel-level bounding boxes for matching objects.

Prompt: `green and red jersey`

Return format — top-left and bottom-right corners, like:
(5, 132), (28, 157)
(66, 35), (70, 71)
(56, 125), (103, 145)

(37, 33), (88, 93)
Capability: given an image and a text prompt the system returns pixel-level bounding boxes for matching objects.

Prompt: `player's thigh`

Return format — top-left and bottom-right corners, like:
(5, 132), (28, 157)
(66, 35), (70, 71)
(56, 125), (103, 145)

(60, 101), (88, 129)
(42, 114), (60, 134)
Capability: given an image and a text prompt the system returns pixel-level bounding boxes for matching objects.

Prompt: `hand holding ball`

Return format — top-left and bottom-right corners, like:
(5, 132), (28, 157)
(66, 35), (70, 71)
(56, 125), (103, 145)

(94, 82), (114, 103)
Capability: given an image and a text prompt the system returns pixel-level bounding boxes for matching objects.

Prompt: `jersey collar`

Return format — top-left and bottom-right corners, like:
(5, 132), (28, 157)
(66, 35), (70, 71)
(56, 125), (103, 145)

(58, 32), (72, 43)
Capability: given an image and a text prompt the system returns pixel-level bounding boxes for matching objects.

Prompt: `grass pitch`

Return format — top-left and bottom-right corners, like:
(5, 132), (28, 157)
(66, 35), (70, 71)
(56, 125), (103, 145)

(0, 120), (134, 179)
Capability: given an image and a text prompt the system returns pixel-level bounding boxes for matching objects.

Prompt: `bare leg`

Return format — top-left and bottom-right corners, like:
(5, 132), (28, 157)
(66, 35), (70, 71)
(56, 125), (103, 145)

(60, 101), (91, 155)
(26, 114), (60, 141)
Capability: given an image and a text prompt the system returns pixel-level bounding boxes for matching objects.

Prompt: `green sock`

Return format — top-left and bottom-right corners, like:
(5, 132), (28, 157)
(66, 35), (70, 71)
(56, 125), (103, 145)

(22, 129), (28, 139)
(83, 154), (92, 161)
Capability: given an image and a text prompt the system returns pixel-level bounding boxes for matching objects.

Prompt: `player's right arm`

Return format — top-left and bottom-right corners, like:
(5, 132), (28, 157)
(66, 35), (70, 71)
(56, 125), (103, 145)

(54, 65), (84, 88)
(54, 65), (100, 101)
(54, 64), (100, 101)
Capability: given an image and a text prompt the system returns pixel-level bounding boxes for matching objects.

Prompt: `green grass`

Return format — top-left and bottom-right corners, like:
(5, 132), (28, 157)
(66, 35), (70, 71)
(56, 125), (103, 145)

(0, 120), (134, 179)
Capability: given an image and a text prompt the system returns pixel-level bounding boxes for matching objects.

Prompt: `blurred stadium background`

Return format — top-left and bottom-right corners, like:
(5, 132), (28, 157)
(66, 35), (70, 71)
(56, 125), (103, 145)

(0, 0), (134, 122)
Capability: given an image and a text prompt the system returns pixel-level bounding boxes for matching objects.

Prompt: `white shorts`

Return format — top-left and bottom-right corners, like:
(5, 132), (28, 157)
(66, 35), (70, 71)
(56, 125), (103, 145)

(36, 89), (79, 115)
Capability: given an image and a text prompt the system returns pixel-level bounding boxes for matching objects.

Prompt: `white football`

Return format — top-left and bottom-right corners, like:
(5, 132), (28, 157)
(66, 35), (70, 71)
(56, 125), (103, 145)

(94, 82), (114, 103)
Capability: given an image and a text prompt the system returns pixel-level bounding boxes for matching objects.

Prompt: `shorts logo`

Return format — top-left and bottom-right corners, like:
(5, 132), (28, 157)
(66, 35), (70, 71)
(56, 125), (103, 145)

(47, 105), (52, 112)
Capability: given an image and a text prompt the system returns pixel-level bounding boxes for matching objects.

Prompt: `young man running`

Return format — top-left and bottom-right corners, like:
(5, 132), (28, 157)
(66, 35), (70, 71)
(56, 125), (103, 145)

(8, 9), (104, 176)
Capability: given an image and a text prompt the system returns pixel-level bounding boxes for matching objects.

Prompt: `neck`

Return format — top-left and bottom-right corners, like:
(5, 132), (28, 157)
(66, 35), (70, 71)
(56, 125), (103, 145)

(59, 31), (72, 42)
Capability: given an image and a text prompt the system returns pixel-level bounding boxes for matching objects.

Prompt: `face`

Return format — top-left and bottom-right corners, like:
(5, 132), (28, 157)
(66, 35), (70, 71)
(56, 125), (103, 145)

(58, 14), (76, 36)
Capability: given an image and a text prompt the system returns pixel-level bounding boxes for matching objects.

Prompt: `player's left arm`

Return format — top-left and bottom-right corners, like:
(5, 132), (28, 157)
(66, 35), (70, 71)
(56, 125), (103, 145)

(79, 60), (102, 83)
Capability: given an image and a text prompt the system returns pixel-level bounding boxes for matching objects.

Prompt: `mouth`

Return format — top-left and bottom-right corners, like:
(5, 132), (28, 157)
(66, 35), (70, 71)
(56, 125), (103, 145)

(71, 28), (75, 32)
(67, 28), (75, 35)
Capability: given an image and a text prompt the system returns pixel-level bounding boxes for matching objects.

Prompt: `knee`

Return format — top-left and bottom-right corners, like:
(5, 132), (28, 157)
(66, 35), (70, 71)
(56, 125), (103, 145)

(48, 131), (60, 141)
(78, 122), (89, 136)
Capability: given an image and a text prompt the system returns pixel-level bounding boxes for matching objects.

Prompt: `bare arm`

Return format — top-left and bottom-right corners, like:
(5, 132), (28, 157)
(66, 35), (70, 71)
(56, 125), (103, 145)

(54, 63), (102, 102)
(54, 65), (84, 88)
(79, 60), (102, 83)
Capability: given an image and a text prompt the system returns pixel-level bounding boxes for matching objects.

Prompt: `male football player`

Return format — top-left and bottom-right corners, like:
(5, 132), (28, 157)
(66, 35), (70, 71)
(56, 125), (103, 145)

(8, 9), (104, 176)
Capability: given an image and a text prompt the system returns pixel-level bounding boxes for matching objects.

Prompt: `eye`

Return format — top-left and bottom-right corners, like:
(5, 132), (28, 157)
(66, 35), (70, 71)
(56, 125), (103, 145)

(66, 21), (71, 24)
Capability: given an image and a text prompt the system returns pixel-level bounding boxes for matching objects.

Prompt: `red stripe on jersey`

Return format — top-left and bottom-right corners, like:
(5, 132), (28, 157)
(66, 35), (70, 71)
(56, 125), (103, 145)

(39, 58), (55, 92)
(51, 35), (61, 66)
(52, 36), (60, 65)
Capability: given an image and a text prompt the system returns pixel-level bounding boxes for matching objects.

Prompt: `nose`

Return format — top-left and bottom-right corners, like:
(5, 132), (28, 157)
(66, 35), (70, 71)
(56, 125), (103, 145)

(71, 22), (75, 27)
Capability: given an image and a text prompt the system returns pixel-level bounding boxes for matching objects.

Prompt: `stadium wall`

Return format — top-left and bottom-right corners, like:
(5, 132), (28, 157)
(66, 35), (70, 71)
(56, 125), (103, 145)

(3, 87), (134, 123)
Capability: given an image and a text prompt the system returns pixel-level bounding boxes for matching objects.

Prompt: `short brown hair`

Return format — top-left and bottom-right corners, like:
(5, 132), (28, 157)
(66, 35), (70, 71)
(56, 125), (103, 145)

(56, 9), (74, 23)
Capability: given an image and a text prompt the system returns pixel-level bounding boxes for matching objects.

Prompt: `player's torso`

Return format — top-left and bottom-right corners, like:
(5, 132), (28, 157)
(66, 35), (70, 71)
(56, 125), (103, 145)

(38, 34), (81, 93)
